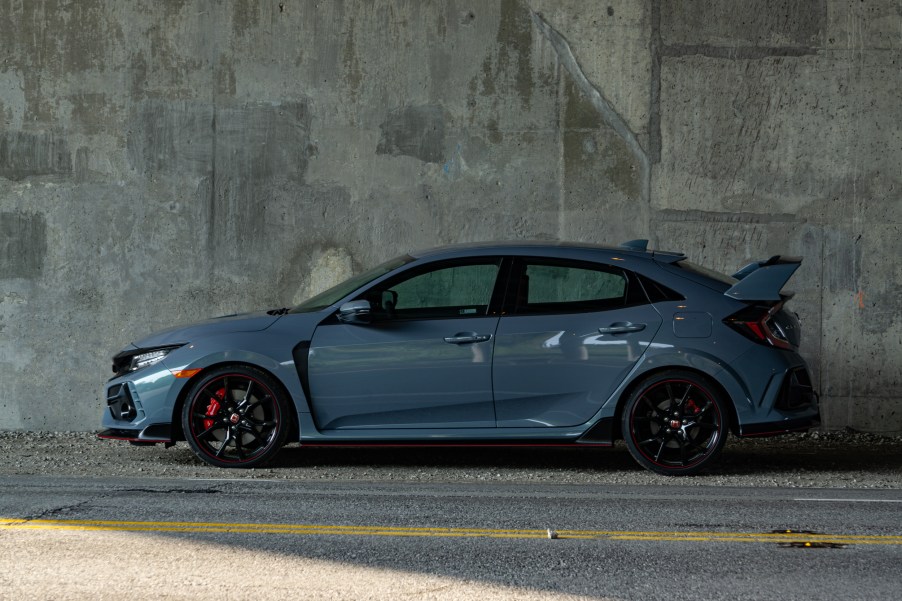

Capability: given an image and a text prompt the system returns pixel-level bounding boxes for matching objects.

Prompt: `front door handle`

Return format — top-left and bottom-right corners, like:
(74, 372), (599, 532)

(444, 333), (492, 344)
(598, 322), (646, 334)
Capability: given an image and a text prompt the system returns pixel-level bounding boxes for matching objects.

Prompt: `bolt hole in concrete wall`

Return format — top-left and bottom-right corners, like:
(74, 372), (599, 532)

(0, 0), (898, 432)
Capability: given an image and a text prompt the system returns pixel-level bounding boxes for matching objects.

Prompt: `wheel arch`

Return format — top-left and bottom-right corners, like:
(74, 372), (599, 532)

(611, 365), (741, 441)
(170, 360), (300, 443)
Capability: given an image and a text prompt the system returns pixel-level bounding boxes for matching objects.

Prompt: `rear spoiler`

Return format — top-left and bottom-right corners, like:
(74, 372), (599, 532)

(619, 239), (686, 263)
(725, 256), (802, 301)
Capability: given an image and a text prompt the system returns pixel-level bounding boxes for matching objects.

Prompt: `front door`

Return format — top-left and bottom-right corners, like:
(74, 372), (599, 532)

(307, 258), (503, 430)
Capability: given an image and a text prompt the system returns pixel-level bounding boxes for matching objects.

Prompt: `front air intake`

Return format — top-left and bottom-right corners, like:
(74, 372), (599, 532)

(107, 383), (137, 421)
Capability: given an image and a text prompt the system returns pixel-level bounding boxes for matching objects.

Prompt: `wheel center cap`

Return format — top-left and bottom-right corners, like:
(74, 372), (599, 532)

(670, 419), (681, 430)
(229, 413), (240, 425)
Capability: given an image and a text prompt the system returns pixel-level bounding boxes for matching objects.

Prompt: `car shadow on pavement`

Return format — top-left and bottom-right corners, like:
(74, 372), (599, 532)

(254, 433), (902, 485)
(711, 434), (902, 479)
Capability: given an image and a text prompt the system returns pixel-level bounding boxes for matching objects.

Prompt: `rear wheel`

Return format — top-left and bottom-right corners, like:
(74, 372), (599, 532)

(622, 371), (729, 476)
(181, 365), (289, 468)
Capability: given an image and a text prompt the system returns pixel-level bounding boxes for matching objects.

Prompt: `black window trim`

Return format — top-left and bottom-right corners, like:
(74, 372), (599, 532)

(501, 256), (653, 316)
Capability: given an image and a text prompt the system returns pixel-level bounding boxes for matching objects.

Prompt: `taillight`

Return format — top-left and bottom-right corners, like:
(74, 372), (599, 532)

(725, 303), (793, 350)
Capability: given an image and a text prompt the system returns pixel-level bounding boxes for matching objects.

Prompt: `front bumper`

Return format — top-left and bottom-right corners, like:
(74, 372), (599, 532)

(100, 364), (187, 442)
(97, 424), (173, 443)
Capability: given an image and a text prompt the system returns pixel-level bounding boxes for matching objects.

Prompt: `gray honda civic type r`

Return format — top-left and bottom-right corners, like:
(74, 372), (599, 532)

(100, 240), (819, 475)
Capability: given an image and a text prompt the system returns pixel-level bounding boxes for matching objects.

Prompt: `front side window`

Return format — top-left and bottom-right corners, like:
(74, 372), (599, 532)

(515, 261), (628, 314)
(367, 260), (501, 319)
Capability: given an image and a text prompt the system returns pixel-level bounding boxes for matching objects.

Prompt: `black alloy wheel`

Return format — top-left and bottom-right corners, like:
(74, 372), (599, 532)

(622, 370), (729, 476)
(181, 365), (289, 468)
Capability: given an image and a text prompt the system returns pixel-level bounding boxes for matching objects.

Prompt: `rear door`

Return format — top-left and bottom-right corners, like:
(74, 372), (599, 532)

(492, 258), (662, 427)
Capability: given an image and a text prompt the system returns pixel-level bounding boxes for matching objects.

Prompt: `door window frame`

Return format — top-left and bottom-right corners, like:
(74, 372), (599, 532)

(500, 257), (650, 316)
(352, 256), (512, 322)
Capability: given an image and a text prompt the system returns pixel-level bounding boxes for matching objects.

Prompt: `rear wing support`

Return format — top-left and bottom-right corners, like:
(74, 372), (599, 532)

(726, 256), (802, 301)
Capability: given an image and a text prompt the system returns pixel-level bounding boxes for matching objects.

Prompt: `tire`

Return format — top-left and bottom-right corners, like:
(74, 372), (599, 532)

(181, 365), (290, 468)
(622, 370), (729, 476)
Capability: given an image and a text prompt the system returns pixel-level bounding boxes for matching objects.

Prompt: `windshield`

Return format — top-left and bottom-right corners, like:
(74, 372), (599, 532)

(290, 255), (414, 313)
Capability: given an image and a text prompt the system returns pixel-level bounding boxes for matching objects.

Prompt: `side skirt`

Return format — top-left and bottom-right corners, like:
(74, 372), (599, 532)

(294, 415), (615, 447)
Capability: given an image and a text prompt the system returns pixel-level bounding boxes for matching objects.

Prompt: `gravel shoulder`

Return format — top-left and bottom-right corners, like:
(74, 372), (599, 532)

(1, 430), (900, 488)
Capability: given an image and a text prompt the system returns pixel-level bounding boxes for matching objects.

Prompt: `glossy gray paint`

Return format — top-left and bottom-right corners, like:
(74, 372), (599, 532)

(725, 261), (801, 301)
(100, 242), (819, 445)
(493, 304), (662, 427)
(309, 316), (498, 429)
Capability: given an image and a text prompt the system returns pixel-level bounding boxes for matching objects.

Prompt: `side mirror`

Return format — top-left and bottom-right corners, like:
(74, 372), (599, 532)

(382, 289), (398, 312)
(337, 300), (372, 324)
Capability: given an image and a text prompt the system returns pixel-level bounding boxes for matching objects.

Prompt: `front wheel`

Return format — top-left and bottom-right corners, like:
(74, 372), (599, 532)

(181, 365), (290, 468)
(622, 371), (729, 476)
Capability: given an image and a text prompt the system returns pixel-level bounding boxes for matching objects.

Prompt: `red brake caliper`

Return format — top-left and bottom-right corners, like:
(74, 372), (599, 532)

(685, 398), (700, 415)
(203, 388), (226, 430)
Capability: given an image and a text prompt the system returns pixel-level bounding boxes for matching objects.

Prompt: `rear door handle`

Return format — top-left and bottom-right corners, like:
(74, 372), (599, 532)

(444, 333), (492, 344)
(598, 322), (646, 334)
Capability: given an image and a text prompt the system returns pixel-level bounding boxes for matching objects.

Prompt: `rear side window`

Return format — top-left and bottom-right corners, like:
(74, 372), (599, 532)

(514, 261), (629, 314)
(635, 273), (685, 303)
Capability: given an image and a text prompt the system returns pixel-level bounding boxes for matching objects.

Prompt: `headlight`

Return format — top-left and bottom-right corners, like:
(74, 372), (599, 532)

(128, 348), (174, 372)
(112, 345), (184, 377)
(128, 349), (172, 371)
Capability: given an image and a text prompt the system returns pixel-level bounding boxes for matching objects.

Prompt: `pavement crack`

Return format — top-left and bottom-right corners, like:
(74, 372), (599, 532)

(119, 487), (221, 495)
(26, 499), (92, 521)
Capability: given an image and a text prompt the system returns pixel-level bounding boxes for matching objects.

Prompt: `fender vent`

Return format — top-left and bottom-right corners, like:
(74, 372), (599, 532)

(776, 368), (815, 411)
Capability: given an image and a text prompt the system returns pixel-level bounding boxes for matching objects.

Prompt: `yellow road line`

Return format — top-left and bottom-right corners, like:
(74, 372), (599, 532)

(1, 518), (900, 545)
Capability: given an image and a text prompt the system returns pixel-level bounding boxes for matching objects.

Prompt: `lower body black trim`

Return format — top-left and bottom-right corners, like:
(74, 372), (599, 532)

(97, 423), (172, 443)
(739, 414), (821, 437)
(298, 440), (611, 448)
(576, 417), (614, 444)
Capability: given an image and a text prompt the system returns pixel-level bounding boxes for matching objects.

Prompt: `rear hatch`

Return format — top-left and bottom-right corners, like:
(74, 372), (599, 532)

(666, 255), (803, 350)
(722, 256), (803, 350)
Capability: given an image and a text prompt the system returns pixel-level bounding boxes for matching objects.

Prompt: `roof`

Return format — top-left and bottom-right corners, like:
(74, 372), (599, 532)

(409, 240), (685, 263)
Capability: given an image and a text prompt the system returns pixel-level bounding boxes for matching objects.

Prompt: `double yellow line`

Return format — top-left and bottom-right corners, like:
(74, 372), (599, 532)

(2, 518), (901, 545)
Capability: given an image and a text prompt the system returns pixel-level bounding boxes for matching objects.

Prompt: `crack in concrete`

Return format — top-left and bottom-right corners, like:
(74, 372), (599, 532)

(649, 0), (662, 165)
(655, 209), (804, 224)
(531, 11), (650, 206)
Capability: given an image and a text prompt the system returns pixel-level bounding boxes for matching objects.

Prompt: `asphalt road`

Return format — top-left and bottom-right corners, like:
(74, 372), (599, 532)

(2, 475), (900, 600)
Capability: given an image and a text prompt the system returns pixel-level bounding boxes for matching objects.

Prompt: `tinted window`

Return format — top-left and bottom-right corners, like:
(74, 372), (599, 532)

(635, 273), (685, 303)
(515, 262), (628, 314)
(369, 260), (501, 319)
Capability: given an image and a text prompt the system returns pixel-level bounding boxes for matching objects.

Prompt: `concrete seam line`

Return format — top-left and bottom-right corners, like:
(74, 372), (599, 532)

(530, 11), (651, 205)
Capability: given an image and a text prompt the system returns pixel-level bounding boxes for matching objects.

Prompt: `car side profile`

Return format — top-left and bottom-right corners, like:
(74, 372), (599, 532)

(99, 240), (819, 475)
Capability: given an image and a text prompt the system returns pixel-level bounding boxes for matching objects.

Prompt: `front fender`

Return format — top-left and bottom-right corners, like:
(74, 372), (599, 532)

(164, 337), (310, 417)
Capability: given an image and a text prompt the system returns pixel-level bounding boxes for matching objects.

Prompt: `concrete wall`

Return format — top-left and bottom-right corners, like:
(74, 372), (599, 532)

(0, 0), (899, 432)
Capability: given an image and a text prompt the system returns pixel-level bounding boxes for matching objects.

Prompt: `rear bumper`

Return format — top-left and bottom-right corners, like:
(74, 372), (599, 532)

(738, 413), (820, 437)
(739, 366), (820, 437)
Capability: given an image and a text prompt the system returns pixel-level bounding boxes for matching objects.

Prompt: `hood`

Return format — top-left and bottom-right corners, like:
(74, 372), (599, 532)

(130, 310), (282, 349)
